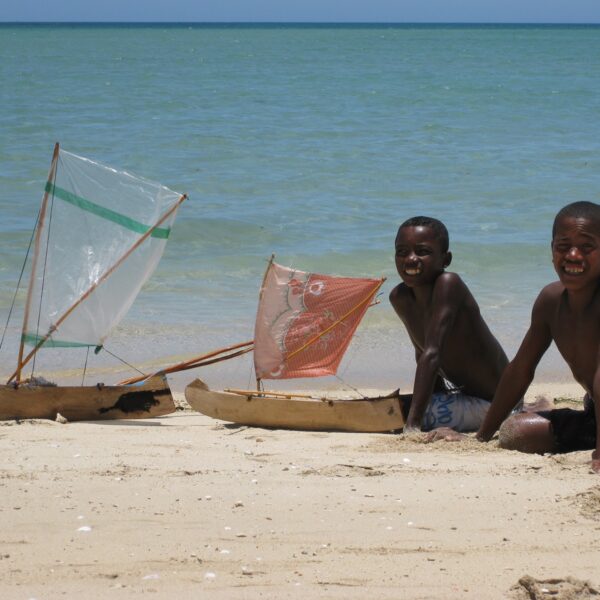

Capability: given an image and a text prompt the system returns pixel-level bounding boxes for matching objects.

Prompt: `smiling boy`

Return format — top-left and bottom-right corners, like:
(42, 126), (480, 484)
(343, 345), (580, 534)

(389, 216), (508, 433)
(459, 201), (600, 473)
(466, 202), (600, 474)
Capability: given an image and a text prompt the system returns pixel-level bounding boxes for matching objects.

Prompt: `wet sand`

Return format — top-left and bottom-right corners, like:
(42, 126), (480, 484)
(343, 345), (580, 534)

(1, 382), (599, 599)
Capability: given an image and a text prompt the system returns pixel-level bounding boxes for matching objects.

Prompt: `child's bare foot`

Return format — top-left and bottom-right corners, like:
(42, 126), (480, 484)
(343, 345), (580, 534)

(424, 427), (466, 442)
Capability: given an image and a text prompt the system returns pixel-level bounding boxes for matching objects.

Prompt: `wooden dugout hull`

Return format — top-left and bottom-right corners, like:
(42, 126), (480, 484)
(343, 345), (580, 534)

(0, 375), (175, 422)
(185, 378), (405, 432)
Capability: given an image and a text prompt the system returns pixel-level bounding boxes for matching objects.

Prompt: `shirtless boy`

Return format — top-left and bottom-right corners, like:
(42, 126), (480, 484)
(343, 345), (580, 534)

(390, 216), (508, 433)
(430, 202), (600, 474)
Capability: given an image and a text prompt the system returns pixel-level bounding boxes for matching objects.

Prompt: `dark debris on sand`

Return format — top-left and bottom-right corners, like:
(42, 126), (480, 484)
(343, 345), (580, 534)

(570, 485), (600, 521)
(511, 575), (599, 600)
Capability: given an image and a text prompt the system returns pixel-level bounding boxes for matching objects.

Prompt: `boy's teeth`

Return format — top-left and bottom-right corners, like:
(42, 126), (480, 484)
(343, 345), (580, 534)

(564, 266), (583, 274)
(405, 268), (421, 275)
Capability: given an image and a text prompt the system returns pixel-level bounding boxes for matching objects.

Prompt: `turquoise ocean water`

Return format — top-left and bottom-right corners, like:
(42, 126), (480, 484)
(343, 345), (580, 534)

(1, 23), (600, 391)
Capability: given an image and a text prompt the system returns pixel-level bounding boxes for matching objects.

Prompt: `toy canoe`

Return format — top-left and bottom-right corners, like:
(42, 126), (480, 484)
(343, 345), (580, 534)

(185, 378), (405, 432)
(0, 375), (175, 422)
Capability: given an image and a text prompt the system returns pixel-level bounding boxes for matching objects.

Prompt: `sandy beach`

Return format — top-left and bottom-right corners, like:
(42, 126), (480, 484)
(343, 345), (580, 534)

(0, 382), (599, 600)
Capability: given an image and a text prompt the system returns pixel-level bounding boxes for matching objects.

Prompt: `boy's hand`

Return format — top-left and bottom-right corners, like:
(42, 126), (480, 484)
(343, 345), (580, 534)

(424, 427), (466, 442)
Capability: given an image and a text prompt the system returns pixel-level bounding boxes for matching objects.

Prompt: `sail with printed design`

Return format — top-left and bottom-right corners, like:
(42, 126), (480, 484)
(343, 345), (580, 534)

(0, 143), (186, 421)
(184, 256), (406, 432)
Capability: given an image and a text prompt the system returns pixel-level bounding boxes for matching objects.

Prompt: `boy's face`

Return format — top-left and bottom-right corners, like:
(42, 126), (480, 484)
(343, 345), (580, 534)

(395, 225), (450, 287)
(552, 215), (600, 292)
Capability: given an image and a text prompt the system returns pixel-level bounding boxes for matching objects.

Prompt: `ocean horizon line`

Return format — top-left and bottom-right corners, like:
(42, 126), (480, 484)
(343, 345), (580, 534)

(1, 21), (599, 28)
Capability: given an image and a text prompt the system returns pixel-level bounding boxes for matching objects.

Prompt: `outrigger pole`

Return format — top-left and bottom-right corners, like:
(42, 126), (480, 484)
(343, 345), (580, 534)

(8, 185), (188, 384)
(14, 142), (60, 384)
(117, 340), (255, 385)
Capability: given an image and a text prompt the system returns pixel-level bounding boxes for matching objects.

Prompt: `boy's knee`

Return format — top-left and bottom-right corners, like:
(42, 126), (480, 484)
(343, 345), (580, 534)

(498, 413), (556, 454)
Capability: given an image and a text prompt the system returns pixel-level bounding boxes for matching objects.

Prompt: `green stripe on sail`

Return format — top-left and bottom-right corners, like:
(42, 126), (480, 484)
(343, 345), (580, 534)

(22, 333), (94, 348)
(45, 182), (171, 239)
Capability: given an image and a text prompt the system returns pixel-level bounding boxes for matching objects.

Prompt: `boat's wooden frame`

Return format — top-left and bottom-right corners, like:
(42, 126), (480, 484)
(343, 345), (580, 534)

(0, 375), (175, 422)
(185, 378), (405, 432)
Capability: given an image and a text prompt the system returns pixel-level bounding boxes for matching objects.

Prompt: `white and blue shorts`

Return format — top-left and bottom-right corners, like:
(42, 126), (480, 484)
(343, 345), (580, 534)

(421, 392), (491, 432)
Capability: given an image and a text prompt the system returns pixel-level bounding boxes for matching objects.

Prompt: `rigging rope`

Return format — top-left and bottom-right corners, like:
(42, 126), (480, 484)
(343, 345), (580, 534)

(247, 356), (255, 390)
(0, 209), (41, 353)
(102, 346), (148, 377)
(81, 346), (90, 386)
(333, 373), (366, 399)
(334, 290), (386, 399)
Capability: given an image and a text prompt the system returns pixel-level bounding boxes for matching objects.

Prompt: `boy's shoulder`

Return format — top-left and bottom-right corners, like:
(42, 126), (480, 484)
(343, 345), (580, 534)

(536, 281), (564, 304)
(540, 280), (564, 296)
(389, 281), (410, 306)
(389, 271), (468, 306)
(432, 271), (467, 290)
(531, 280), (565, 317)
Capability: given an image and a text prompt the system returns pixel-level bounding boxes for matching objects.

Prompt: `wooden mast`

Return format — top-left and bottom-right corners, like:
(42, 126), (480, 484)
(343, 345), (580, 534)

(256, 254), (275, 391)
(7, 192), (188, 384)
(14, 142), (60, 384)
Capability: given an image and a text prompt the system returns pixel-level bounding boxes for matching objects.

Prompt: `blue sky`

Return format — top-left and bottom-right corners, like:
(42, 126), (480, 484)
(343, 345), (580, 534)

(2, 0), (600, 23)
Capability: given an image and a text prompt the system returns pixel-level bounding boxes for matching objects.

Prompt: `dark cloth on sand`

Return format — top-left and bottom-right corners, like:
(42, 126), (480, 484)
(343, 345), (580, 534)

(537, 395), (596, 453)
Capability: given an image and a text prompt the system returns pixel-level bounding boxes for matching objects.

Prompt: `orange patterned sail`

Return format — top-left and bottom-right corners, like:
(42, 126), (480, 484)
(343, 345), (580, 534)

(254, 262), (385, 380)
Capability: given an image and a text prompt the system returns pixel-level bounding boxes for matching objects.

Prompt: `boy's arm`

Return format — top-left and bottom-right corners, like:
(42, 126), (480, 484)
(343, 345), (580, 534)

(404, 274), (464, 431)
(414, 346), (448, 394)
(476, 291), (553, 442)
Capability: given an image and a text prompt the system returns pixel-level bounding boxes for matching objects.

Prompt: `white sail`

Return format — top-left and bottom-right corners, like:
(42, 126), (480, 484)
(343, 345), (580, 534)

(23, 149), (183, 349)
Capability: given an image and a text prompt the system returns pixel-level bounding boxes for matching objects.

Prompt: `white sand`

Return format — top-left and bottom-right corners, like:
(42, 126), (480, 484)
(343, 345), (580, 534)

(1, 382), (599, 599)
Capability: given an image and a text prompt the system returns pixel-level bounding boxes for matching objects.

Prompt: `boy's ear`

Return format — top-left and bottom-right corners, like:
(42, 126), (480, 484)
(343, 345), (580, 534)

(444, 251), (452, 268)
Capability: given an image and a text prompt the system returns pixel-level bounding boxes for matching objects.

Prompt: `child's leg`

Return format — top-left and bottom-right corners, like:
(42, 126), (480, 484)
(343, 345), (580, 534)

(500, 401), (596, 454)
